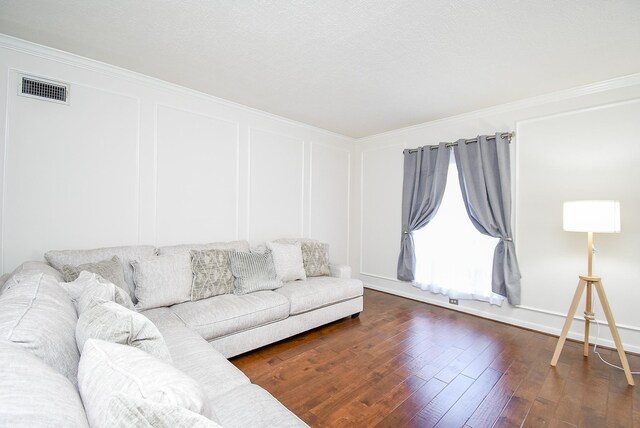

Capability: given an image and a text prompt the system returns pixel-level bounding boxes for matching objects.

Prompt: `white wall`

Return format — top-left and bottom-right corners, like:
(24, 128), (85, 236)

(351, 75), (640, 352)
(2, 34), (640, 354)
(0, 36), (352, 273)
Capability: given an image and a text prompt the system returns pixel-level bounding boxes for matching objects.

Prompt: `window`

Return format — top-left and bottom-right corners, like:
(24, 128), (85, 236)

(413, 153), (504, 305)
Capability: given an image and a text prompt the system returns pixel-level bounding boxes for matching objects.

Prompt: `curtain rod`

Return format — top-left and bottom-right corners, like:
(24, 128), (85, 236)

(406, 132), (513, 153)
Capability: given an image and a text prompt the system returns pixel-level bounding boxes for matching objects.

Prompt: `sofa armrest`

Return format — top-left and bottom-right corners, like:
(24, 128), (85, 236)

(0, 273), (10, 293)
(11, 260), (65, 282)
(329, 264), (352, 279)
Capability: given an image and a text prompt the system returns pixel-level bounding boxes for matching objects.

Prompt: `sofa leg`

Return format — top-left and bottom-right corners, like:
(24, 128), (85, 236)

(351, 312), (361, 319)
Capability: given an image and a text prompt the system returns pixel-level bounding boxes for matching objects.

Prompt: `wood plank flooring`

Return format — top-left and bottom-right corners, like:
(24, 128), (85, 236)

(231, 289), (639, 427)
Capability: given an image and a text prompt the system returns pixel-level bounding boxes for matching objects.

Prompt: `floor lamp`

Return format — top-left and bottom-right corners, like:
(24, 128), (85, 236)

(550, 200), (634, 386)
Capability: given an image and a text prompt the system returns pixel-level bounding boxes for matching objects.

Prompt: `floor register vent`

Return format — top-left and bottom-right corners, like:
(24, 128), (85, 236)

(18, 74), (70, 105)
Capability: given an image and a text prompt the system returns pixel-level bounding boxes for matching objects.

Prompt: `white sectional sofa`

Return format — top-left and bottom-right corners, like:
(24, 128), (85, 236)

(0, 239), (364, 427)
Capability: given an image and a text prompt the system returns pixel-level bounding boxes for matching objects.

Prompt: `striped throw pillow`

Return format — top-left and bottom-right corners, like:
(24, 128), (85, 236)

(228, 250), (283, 295)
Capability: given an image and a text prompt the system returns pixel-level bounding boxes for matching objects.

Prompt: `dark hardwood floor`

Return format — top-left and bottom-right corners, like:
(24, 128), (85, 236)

(231, 289), (640, 427)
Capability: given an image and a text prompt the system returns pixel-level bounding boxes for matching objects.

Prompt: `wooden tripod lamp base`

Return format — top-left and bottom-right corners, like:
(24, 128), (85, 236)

(554, 201), (633, 386)
(550, 275), (635, 386)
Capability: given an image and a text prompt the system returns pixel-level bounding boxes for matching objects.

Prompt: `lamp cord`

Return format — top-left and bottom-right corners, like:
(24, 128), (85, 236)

(591, 294), (639, 375)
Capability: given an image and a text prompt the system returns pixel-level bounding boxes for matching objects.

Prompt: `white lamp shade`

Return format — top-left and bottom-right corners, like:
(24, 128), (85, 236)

(563, 200), (621, 233)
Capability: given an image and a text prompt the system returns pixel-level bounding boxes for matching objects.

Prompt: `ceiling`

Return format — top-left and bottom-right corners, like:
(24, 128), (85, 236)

(1, 1), (639, 138)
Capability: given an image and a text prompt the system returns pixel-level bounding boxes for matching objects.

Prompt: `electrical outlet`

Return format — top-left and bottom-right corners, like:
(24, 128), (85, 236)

(449, 298), (458, 305)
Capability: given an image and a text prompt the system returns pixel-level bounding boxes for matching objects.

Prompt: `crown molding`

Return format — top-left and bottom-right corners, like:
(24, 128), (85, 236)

(356, 72), (640, 142)
(2, 33), (638, 146)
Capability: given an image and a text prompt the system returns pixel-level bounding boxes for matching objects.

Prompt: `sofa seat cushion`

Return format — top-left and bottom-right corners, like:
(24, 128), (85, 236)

(210, 384), (308, 428)
(275, 276), (364, 315)
(158, 324), (250, 400)
(170, 291), (290, 340)
(140, 306), (186, 330)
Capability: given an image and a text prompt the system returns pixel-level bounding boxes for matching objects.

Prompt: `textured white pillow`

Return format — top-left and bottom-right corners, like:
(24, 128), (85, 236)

(76, 301), (172, 362)
(266, 241), (306, 282)
(107, 394), (222, 428)
(132, 254), (192, 310)
(60, 271), (135, 315)
(78, 339), (208, 428)
(274, 238), (331, 277)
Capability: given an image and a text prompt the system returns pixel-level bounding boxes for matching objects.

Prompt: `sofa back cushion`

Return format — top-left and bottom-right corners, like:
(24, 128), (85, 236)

(76, 301), (172, 362)
(45, 245), (157, 302)
(0, 341), (89, 427)
(156, 240), (250, 256)
(78, 339), (209, 428)
(132, 254), (192, 310)
(0, 272), (80, 385)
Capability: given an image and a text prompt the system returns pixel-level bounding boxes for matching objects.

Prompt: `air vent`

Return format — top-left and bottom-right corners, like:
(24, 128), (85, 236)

(18, 74), (70, 105)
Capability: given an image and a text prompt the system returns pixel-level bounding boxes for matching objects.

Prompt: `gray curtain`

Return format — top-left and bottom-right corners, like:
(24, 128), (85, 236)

(397, 143), (450, 281)
(453, 133), (522, 305)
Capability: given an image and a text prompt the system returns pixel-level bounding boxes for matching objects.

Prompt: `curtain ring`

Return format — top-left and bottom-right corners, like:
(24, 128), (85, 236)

(501, 237), (513, 242)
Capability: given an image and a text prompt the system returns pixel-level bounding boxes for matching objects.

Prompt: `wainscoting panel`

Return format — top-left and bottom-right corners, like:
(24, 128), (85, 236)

(360, 144), (403, 278)
(0, 36), (353, 275)
(155, 105), (239, 246)
(309, 142), (350, 264)
(248, 128), (305, 244)
(3, 73), (140, 270)
(515, 99), (640, 328)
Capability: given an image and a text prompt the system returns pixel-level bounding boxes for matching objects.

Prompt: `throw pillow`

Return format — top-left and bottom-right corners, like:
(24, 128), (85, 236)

(131, 254), (192, 310)
(60, 271), (135, 315)
(61, 256), (128, 292)
(228, 250), (282, 295)
(275, 238), (332, 277)
(0, 272), (80, 385)
(107, 394), (222, 428)
(300, 241), (331, 277)
(76, 301), (172, 362)
(190, 249), (234, 301)
(78, 339), (208, 428)
(266, 241), (306, 282)
(45, 245), (158, 303)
